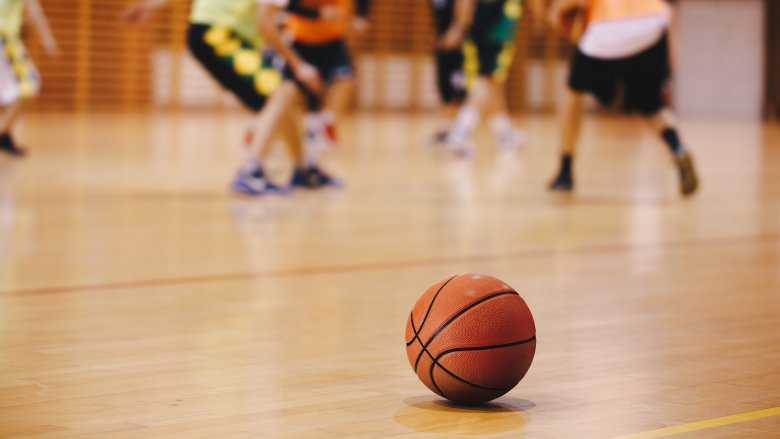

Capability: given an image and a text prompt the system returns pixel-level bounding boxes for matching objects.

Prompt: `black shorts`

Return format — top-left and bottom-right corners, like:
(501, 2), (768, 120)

(435, 49), (466, 104)
(284, 39), (353, 111)
(466, 0), (521, 80)
(568, 34), (670, 115)
(187, 24), (282, 112)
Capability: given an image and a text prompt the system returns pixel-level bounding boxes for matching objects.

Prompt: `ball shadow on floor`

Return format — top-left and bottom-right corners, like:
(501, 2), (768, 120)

(394, 395), (534, 435)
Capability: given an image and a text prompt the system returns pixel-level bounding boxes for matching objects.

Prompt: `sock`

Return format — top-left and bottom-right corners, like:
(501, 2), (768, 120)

(559, 154), (573, 178)
(489, 114), (513, 136)
(449, 105), (479, 141)
(321, 110), (335, 125)
(304, 113), (322, 140)
(661, 127), (684, 155)
(321, 110), (338, 143)
(0, 132), (11, 146)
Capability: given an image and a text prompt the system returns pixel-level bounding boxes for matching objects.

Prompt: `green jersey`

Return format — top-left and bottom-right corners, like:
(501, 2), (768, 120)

(190, 0), (259, 43)
(0, 0), (24, 39)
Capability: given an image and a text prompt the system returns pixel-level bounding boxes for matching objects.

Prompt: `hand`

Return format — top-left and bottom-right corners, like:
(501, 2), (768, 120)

(293, 61), (324, 94)
(352, 17), (369, 35)
(320, 5), (343, 21)
(439, 25), (465, 51)
(122, 2), (155, 25)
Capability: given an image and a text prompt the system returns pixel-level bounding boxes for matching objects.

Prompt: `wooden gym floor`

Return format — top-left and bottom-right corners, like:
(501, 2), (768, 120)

(1, 112), (779, 438)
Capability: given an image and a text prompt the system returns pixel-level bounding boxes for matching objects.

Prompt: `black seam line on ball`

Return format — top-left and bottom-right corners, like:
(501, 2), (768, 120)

(434, 336), (537, 363)
(405, 274), (460, 347)
(428, 337), (536, 394)
(413, 290), (519, 373)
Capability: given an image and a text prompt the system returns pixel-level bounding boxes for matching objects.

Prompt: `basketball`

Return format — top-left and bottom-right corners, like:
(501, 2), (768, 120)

(405, 274), (536, 404)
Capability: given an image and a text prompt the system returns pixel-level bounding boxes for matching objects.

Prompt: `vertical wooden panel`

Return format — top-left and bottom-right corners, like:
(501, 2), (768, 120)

(767, 0), (780, 119)
(23, 0), (571, 112)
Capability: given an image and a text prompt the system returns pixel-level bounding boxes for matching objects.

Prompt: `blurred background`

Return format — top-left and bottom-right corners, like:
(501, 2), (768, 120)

(22, 0), (777, 119)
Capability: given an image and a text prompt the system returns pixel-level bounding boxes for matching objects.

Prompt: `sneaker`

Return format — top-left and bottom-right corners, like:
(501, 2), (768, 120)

(445, 135), (475, 158)
(675, 151), (699, 196)
(431, 129), (449, 145)
(0, 134), (25, 157)
(291, 166), (343, 189)
(494, 128), (527, 151)
(231, 169), (288, 196)
(549, 170), (574, 192)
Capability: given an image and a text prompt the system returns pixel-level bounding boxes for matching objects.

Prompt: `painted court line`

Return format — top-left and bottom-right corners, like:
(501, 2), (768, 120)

(3, 233), (778, 296)
(612, 407), (780, 439)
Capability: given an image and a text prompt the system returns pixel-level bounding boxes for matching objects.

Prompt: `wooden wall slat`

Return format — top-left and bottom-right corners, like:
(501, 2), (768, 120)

(25, 0), (570, 112)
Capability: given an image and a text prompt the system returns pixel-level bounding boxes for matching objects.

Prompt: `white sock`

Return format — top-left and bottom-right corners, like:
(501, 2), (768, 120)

(321, 110), (335, 125)
(449, 105), (479, 141)
(304, 113), (322, 137)
(489, 114), (514, 136)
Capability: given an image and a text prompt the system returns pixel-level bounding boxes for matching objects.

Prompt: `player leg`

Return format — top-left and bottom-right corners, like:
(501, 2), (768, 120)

(0, 37), (41, 157)
(549, 88), (584, 191)
(0, 102), (22, 156)
(625, 34), (698, 196)
(550, 46), (616, 191)
(187, 24), (289, 195)
(306, 39), (355, 151)
(432, 48), (467, 144)
(447, 0), (524, 155)
(285, 41), (343, 189)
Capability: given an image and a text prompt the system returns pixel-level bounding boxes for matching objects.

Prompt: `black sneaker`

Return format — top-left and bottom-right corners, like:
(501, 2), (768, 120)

(290, 166), (343, 189)
(0, 133), (25, 157)
(549, 170), (573, 192)
(675, 151), (699, 196)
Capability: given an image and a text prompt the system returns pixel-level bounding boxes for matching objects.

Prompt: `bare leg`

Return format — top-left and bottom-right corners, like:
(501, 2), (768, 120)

(231, 83), (300, 195)
(645, 107), (699, 196)
(246, 82), (299, 163)
(324, 78), (355, 118)
(0, 102), (20, 134)
(0, 103), (24, 157)
(446, 77), (492, 155)
(549, 89), (584, 191)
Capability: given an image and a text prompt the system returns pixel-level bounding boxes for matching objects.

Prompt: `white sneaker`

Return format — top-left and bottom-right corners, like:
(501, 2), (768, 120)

(494, 128), (527, 151)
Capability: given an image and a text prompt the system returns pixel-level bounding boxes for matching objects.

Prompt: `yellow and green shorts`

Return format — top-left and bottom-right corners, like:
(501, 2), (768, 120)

(187, 23), (282, 112)
(0, 35), (41, 106)
(464, 0), (522, 84)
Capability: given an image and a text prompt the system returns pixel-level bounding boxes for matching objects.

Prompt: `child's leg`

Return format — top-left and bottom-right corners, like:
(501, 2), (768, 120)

(0, 102), (23, 156)
(645, 107), (698, 196)
(324, 77), (355, 118)
(549, 88), (584, 191)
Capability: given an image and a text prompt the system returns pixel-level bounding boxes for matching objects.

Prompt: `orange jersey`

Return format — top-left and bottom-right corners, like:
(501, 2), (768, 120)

(588, 0), (669, 22)
(287, 0), (352, 44)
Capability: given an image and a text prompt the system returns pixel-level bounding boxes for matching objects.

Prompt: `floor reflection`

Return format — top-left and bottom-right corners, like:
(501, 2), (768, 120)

(394, 395), (533, 435)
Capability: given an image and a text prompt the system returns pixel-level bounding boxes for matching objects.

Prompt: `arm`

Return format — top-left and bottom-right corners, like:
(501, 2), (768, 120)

(352, 0), (371, 33)
(24, 0), (59, 56)
(440, 0), (476, 50)
(122, 0), (173, 25)
(548, 0), (585, 29)
(256, 2), (323, 92)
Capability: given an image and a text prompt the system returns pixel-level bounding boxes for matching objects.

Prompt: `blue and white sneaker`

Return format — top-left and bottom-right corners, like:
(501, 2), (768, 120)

(290, 166), (343, 189)
(231, 168), (288, 196)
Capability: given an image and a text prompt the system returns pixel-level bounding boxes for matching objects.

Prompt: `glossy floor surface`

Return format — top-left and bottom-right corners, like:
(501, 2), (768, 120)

(1, 112), (779, 438)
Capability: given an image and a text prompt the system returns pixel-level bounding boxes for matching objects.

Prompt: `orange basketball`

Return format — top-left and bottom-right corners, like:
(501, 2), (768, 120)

(405, 274), (536, 404)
